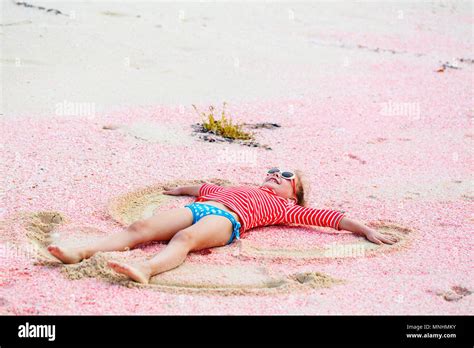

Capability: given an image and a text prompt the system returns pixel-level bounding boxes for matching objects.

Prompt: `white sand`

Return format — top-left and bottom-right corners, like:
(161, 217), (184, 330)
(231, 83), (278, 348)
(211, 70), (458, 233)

(2, 1), (471, 117)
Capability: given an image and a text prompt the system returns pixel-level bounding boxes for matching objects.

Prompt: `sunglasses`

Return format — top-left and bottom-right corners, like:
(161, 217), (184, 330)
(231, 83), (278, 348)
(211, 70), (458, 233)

(266, 168), (297, 200)
(267, 167), (296, 180)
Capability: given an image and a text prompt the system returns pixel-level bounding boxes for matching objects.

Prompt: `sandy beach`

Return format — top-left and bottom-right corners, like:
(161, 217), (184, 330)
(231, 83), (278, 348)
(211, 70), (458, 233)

(0, 0), (473, 315)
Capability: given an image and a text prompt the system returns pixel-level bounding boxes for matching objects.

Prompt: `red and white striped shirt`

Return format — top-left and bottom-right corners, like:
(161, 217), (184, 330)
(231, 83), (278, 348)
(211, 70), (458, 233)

(195, 183), (346, 233)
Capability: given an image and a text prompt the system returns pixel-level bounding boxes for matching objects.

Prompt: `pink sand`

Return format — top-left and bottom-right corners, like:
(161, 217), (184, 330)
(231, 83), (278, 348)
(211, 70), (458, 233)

(1, 29), (473, 314)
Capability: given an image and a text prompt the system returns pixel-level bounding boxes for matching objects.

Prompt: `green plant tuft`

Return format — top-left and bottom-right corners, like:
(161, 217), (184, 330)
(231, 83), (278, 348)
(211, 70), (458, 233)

(192, 102), (253, 140)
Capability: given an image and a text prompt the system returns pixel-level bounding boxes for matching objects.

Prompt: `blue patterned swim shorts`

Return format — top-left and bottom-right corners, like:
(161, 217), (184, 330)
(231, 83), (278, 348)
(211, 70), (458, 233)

(184, 203), (241, 245)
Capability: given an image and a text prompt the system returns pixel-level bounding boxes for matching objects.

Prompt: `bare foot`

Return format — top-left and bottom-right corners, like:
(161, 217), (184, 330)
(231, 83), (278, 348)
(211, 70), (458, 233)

(108, 261), (152, 284)
(47, 245), (84, 264)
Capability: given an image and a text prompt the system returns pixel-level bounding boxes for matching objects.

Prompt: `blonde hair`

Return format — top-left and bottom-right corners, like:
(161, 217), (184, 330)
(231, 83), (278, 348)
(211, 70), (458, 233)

(294, 169), (310, 207)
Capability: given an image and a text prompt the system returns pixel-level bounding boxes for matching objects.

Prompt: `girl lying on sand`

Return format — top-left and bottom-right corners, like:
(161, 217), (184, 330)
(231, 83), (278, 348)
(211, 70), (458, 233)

(48, 168), (396, 284)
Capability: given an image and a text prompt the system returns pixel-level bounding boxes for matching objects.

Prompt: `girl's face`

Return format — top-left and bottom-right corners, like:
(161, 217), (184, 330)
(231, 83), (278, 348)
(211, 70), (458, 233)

(261, 170), (297, 200)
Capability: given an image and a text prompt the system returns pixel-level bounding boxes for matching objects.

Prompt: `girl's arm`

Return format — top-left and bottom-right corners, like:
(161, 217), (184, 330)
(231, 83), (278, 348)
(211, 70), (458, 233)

(285, 205), (396, 245)
(339, 217), (396, 245)
(163, 185), (201, 196)
(284, 204), (346, 230)
(163, 182), (224, 197)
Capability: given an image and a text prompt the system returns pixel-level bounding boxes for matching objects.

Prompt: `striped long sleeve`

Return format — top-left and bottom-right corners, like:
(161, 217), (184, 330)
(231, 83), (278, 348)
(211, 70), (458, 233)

(195, 182), (346, 233)
(283, 204), (345, 230)
(198, 182), (224, 196)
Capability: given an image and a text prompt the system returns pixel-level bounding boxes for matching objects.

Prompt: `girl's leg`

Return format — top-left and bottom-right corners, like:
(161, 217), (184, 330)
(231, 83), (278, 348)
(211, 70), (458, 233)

(108, 214), (233, 284)
(47, 207), (193, 264)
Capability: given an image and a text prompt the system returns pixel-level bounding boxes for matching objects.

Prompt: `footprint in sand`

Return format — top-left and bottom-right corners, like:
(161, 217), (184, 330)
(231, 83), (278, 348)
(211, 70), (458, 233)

(19, 211), (110, 264)
(0, 211), (67, 260)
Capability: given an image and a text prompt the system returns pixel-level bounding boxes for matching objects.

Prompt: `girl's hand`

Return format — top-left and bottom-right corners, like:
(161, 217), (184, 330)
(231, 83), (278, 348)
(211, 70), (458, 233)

(162, 187), (182, 196)
(364, 228), (397, 245)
